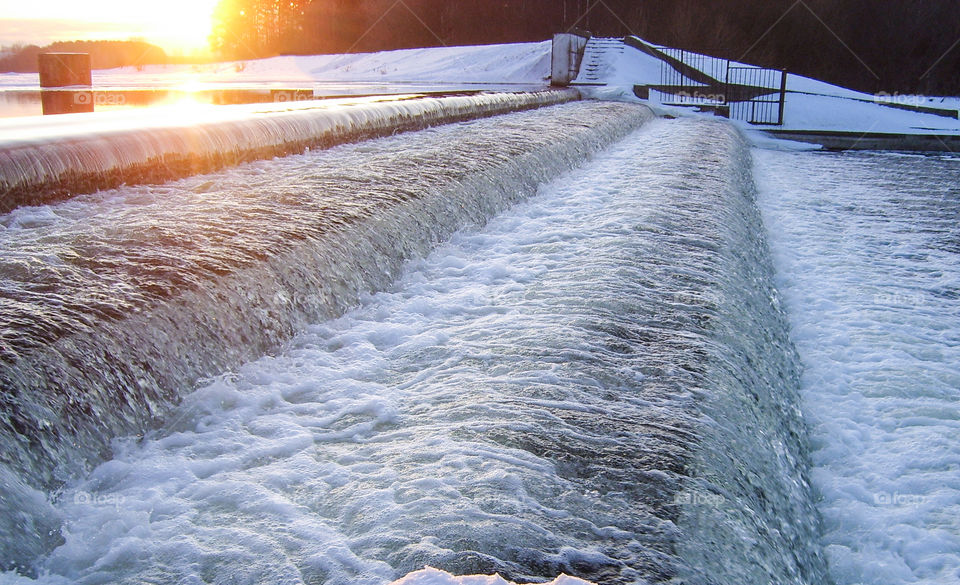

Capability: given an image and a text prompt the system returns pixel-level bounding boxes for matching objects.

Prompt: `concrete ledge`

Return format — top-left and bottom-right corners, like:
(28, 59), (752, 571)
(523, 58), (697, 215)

(765, 129), (960, 152)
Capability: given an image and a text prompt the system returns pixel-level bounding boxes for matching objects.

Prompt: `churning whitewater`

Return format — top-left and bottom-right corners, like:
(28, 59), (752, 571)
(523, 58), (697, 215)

(1, 115), (828, 585)
(0, 100), (651, 514)
(755, 149), (960, 585)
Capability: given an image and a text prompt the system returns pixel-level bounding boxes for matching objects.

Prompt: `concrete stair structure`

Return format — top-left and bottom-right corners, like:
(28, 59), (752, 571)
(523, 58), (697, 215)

(572, 37), (624, 86)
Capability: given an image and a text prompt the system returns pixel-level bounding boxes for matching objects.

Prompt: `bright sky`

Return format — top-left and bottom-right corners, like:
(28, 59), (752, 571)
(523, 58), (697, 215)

(0, 0), (220, 53)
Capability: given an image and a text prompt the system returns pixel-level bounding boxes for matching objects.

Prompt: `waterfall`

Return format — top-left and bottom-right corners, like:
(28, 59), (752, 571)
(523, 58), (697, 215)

(1, 112), (830, 585)
(0, 101), (653, 571)
(0, 90), (578, 214)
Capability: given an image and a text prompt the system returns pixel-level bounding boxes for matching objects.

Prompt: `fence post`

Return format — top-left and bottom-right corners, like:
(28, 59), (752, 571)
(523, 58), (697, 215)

(679, 49), (686, 95)
(724, 61), (731, 105)
(778, 69), (788, 125)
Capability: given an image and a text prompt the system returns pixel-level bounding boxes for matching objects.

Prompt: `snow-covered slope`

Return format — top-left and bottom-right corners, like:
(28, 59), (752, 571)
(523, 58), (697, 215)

(0, 42), (552, 91)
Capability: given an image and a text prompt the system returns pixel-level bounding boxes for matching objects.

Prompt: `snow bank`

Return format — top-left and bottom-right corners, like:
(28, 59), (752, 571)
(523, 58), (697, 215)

(0, 42), (552, 90)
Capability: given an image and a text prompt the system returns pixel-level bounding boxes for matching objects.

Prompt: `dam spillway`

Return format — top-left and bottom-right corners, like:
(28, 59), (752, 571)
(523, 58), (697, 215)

(0, 90), (577, 214)
(1, 100), (653, 565)
(1, 100), (830, 584)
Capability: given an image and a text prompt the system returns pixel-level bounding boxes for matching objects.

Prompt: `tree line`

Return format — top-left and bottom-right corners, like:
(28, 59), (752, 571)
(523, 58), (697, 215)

(210, 0), (960, 94)
(0, 41), (168, 73)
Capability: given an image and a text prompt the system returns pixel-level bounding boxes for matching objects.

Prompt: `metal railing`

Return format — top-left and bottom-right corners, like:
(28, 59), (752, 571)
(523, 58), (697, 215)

(654, 46), (787, 125)
(657, 48), (728, 106)
(726, 66), (787, 125)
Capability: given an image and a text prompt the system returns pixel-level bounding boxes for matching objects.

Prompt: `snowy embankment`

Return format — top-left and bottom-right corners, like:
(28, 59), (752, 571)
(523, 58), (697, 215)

(203, 38), (957, 137)
(0, 42), (552, 90)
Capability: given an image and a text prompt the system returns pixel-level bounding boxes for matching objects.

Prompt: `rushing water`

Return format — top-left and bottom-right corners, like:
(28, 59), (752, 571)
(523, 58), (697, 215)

(0, 100), (653, 569)
(1, 114), (828, 584)
(0, 90), (575, 213)
(755, 149), (960, 585)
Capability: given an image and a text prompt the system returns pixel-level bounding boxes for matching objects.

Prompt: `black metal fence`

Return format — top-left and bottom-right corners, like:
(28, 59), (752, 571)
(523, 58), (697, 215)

(658, 48), (728, 105)
(654, 46), (787, 125)
(726, 66), (787, 125)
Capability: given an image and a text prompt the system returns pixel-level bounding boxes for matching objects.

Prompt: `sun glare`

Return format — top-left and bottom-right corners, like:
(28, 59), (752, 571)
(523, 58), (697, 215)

(141, 0), (220, 52)
(2, 0), (220, 53)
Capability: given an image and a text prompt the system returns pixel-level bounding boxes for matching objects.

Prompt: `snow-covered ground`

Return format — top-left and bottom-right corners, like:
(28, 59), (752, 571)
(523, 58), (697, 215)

(3, 35), (958, 137)
(776, 91), (960, 134)
(0, 42), (552, 91)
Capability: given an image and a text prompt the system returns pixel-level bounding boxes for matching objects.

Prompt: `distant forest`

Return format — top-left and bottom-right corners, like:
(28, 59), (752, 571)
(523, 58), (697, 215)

(210, 0), (960, 95)
(0, 41), (169, 73)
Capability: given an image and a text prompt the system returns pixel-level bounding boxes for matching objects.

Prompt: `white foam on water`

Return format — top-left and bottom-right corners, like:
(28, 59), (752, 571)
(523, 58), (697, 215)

(0, 101), (651, 518)
(2, 114), (829, 585)
(4, 120), (701, 585)
(754, 148), (960, 585)
(387, 567), (592, 585)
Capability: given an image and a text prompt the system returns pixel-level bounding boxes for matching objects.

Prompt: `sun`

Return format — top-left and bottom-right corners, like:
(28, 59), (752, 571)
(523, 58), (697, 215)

(137, 0), (221, 52)
(0, 0), (221, 53)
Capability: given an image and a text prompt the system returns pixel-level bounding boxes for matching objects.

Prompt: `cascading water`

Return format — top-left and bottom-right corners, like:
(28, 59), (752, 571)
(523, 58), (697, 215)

(1, 113), (829, 584)
(0, 101), (653, 569)
(0, 90), (576, 213)
(755, 148), (960, 585)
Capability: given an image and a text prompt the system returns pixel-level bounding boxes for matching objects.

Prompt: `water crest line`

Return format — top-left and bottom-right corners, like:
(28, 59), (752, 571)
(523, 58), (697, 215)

(0, 90), (578, 214)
